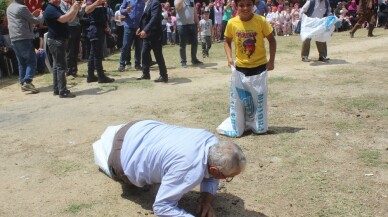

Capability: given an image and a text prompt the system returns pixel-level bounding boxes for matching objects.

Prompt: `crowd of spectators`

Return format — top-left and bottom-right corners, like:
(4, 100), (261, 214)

(1, 0), (387, 79)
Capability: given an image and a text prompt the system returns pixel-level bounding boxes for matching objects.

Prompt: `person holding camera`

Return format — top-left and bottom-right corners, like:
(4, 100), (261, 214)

(117, 0), (145, 72)
(85, 0), (115, 83)
(60, 0), (85, 79)
(44, 0), (82, 98)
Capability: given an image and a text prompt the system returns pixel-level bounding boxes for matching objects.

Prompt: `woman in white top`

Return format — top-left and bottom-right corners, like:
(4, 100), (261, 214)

(114, 4), (124, 49)
(213, 0), (223, 42)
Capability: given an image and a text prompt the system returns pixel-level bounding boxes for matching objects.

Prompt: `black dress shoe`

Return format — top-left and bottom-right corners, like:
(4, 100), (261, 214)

(191, 59), (203, 65)
(87, 75), (98, 83)
(136, 74), (151, 80)
(98, 76), (115, 83)
(154, 76), (168, 83)
(150, 61), (157, 66)
(318, 56), (330, 62)
(59, 90), (76, 98)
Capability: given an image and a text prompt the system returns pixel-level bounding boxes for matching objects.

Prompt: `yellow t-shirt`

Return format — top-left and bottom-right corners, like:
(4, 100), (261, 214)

(224, 14), (273, 68)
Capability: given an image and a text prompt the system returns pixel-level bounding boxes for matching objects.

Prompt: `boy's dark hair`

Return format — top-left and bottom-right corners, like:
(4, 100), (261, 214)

(234, 0), (255, 5)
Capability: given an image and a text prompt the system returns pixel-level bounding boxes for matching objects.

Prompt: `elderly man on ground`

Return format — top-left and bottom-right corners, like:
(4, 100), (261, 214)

(93, 120), (246, 217)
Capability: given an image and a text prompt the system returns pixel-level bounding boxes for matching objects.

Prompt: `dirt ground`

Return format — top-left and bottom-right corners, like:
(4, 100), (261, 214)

(0, 28), (387, 217)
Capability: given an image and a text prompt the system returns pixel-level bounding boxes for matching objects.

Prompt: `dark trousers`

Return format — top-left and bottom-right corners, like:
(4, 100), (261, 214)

(301, 39), (327, 58)
(47, 38), (68, 94)
(141, 33), (167, 78)
(66, 25), (81, 75)
(221, 20), (228, 41)
(177, 24), (199, 64)
(88, 29), (105, 78)
(201, 35), (212, 55)
(115, 25), (124, 49)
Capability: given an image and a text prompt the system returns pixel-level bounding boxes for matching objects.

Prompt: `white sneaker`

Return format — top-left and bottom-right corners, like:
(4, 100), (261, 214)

(21, 83), (39, 93)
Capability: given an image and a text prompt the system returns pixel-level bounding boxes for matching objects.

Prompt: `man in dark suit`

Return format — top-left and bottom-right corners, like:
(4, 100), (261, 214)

(136, 0), (168, 83)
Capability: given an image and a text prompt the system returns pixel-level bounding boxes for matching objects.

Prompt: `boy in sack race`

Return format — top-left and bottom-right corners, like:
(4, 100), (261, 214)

(217, 0), (276, 137)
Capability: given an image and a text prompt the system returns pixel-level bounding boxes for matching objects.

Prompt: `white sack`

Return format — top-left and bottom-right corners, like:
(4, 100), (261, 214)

(300, 14), (338, 42)
(217, 66), (268, 137)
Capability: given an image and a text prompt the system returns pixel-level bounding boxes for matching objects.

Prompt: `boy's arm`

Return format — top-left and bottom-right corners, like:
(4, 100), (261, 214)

(224, 37), (233, 67)
(265, 32), (276, 71)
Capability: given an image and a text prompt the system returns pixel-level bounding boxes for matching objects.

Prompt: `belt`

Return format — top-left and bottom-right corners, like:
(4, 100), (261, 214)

(107, 120), (141, 184)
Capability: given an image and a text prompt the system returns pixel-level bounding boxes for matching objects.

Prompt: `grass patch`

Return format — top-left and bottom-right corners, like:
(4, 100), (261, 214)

(269, 76), (295, 83)
(349, 99), (379, 110)
(339, 95), (388, 117)
(358, 149), (382, 167)
(51, 161), (82, 176)
(335, 121), (358, 130)
(65, 203), (92, 213)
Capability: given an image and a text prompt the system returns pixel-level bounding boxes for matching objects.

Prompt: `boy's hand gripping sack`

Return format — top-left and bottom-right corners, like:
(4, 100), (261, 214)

(217, 66), (268, 137)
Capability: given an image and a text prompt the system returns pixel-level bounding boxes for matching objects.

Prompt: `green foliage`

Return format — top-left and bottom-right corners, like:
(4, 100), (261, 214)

(65, 203), (92, 213)
(0, 0), (8, 17)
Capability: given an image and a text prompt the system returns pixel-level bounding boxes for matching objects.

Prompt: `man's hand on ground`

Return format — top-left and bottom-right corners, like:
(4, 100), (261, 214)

(196, 192), (216, 217)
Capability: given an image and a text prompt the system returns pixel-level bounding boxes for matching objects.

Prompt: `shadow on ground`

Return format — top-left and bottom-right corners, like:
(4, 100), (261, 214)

(310, 58), (349, 66)
(238, 126), (304, 137)
(120, 184), (267, 217)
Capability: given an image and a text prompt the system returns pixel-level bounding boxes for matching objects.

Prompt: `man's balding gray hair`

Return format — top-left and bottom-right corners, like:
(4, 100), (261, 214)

(208, 141), (247, 175)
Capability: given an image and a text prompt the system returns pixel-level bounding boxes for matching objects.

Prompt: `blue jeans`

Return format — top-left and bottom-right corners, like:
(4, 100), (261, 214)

(11, 39), (37, 84)
(47, 38), (68, 94)
(119, 26), (142, 67)
(177, 24), (199, 64)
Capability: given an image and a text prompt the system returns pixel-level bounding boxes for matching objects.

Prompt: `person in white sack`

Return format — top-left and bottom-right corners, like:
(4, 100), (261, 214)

(220, 0), (276, 137)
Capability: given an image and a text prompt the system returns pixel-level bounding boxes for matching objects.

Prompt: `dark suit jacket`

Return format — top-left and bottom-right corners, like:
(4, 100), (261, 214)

(140, 0), (162, 37)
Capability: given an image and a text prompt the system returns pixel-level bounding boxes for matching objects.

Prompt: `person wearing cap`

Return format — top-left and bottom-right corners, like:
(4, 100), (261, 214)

(199, 8), (213, 58)
(93, 120), (247, 217)
(349, 0), (376, 37)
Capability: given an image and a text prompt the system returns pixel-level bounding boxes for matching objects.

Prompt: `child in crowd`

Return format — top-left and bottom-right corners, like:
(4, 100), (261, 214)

(266, 6), (280, 35)
(282, 7), (292, 36)
(213, 0), (223, 42)
(166, 16), (175, 45)
(291, 3), (300, 31)
(199, 8), (213, 58)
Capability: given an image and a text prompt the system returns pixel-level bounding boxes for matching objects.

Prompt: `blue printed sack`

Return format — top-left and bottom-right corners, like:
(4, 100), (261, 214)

(216, 66), (268, 137)
(300, 14), (338, 42)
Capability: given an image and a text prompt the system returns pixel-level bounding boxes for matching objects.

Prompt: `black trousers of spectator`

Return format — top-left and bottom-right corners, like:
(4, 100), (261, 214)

(141, 32), (167, 79)
(66, 25), (81, 76)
